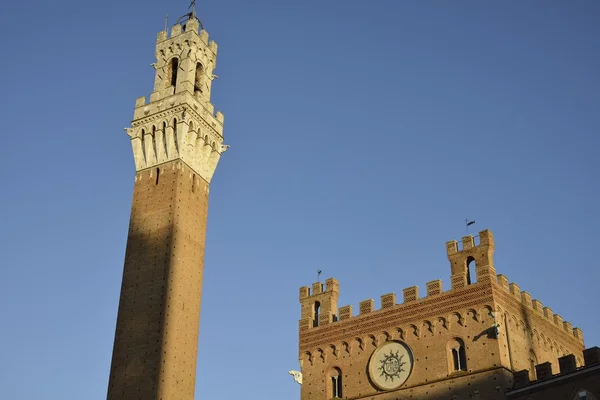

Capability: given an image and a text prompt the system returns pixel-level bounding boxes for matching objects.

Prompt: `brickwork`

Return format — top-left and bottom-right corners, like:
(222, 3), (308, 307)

(108, 12), (224, 400)
(297, 229), (586, 400)
(108, 162), (210, 399)
(506, 347), (600, 400)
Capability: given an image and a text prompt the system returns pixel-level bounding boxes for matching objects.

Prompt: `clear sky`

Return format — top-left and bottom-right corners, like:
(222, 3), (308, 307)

(1, 1), (599, 399)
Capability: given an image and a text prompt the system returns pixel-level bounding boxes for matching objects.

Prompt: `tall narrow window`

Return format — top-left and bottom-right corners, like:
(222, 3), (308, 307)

(140, 129), (146, 163)
(162, 122), (168, 157)
(155, 168), (160, 185)
(173, 118), (178, 153)
(166, 58), (179, 88)
(152, 125), (157, 161)
(528, 351), (538, 381)
(194, 62), (204, 95)
(313, 301), (320, 327)
(447, 338), (467, 372)
(466, 256), (477, 285)
(331, 368), (342, 398)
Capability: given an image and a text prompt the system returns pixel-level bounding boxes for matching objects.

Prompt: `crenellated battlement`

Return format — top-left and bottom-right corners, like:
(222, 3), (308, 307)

(125, 17), (226, 183)
(300, 274), (583, 344)
(493, 270), (584, 344)
(446, 229), (496, 287)
(299, 278), (340, 330)
(509, 347), (600, 393)
(298, 229), (584, 347)
(159, 19), (217, 53)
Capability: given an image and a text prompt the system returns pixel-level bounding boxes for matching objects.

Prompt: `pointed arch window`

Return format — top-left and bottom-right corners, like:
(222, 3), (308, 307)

(330, 368), (342, 398)
(528, 351), (538, 381)
(313, 301), (320, 327)
(166, 58), (179, 88)
(447, 338), (467, 372)
(466, 256), (477, 284)
(194, 62), (204, 95)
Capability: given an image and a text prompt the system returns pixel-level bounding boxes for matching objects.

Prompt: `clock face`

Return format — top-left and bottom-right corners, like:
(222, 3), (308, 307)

(368, 341), (414, 391)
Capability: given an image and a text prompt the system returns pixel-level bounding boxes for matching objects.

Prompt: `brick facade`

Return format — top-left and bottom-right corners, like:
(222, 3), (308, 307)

(298, 230), (586, 399)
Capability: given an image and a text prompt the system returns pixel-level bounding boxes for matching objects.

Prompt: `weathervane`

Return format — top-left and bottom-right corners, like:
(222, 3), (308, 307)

(175, 0), (204, 29)
(317, 269), (322, 283)
(189, 0), (196, 17)
(465, 218), (475, 234)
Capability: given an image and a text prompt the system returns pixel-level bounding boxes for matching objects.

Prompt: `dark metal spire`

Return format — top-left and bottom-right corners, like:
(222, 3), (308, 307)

(175, 0), (203, 29)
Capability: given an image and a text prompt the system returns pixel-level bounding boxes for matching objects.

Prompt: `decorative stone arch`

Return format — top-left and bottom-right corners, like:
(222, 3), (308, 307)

(437, 317), (448, 331)
(465, 308), (478, 322)
(408, 324), (420, 338)
(302, 351), (313, 366)
(341, 341), (350, 355)
(480, 305), (494, 321)
(421, 320), (434, 337)
(365, 334), (377, 348)
(517, 320), (524, 336)
(377, 331), (391, 344)
(315, 348), (325, 363)
(510, 315), (518, 329)
(328, 344), (338, 359)
(540, 333), (547, 348)
(449, 312), (463, 328)
(352, 337), (364, 353)
(395, 327), (405, 340)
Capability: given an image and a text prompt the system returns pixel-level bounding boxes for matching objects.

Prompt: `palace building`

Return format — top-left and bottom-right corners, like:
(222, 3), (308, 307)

(298, 230), (599, 399)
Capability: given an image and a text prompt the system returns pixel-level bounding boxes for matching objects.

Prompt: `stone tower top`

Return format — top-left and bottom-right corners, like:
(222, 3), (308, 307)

(125, 15), (227, 183)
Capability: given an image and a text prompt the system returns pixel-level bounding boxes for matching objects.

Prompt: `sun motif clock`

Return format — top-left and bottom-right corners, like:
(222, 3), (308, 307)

(368, 341), (414, 391)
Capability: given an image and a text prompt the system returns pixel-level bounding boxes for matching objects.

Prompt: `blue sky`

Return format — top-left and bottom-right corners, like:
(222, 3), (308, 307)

(1, 1), (599, 399)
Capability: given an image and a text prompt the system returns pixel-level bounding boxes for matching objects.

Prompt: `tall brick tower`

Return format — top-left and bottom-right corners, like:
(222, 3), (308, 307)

(107, 9), (226, 400)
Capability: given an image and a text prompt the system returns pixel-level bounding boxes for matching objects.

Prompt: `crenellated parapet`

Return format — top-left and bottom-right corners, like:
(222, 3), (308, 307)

(509, 347), (600, 395)
(298, 229), (585, 349)
(126, 19), (227, 183)
(446, 229), (496, 287)
(152, 19), (219, 103)
(491, 271), (584, 345)
(299, 278), (339, 331)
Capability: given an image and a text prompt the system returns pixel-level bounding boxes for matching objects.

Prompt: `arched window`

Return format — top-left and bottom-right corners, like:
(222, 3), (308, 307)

(528, 350), (538, 381)
(447, 338), (467, 372)
(166, 58), (179, 88)
(140, 129), (146, 162)
(194, 62), (204, 95)
(152, 125), (157, 161)
(466, 256), (477, 284)
(330, 368), (342, 398)
(162, 122), (168, 157)
(173, 118), (178, 153)
(313, 301), (320, 327)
